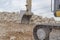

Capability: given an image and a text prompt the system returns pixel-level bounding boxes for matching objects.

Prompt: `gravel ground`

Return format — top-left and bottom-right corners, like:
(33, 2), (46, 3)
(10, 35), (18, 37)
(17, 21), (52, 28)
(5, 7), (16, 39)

(50, 29), (60, 40)
(0, 12), (59, 40)
(0, 21), (35, 40)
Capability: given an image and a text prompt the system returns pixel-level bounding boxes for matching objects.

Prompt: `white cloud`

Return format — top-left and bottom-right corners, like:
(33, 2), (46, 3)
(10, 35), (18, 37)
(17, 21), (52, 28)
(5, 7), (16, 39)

(0, 0), (52, 13)
(11, 0), (20, 7)
(32, 0), (53, 17)
(10, 0), (26, 10)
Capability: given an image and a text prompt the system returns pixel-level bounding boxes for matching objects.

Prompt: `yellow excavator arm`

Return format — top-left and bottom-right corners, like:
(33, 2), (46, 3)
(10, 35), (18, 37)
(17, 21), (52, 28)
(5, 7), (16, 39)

(55, 11), (60, 16)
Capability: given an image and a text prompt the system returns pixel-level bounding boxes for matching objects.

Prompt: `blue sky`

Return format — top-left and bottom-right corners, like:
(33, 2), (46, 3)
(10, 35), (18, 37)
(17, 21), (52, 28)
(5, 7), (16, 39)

(0, 0), (60, 21)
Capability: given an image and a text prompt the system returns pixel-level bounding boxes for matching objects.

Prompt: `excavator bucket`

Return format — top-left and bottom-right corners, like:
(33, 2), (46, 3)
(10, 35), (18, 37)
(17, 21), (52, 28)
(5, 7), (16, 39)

(21, 14), (32, 24)
(21, 0), (32, 24)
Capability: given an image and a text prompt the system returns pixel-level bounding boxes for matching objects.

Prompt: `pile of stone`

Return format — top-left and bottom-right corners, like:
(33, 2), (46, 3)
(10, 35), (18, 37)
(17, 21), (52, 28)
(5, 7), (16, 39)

(30, 15), (56, 24)
(0, 12), (21, 23)
(0, 12), (56, 24)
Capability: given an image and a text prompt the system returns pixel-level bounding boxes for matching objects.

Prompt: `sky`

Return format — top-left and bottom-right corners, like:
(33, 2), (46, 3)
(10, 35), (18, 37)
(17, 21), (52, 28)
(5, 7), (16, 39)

(0, 0), (60, 21)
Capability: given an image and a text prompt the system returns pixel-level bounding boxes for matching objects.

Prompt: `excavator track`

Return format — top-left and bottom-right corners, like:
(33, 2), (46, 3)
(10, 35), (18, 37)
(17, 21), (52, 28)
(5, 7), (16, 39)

(33, 24), (60, 40)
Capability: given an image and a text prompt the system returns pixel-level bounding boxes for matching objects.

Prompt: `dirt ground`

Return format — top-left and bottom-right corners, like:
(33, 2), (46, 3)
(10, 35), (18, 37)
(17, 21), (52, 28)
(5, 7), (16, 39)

(49, 29), (60, 40)
(0, 12), (35, 40)
(0, 21), (35, 40)
(0, 12), (59, 40)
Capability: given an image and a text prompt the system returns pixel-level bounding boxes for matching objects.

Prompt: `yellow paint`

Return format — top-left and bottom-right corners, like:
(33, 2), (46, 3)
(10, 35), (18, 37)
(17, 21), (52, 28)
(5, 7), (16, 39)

(56, 11), (60, 16)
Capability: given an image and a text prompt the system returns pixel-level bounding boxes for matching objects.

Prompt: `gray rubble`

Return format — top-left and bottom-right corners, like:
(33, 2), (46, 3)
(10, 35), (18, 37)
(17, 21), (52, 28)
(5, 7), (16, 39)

(30, 15), (56, 24)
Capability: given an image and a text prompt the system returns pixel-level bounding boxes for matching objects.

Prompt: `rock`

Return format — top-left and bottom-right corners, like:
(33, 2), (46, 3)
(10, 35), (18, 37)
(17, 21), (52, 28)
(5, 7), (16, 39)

(50, 29), (60, 40)
(30, 15), (56, 24)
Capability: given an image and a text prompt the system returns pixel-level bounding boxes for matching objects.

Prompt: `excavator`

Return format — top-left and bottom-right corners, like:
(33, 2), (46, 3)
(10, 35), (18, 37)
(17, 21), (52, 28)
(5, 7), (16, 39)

(20, 0), (60, 40)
